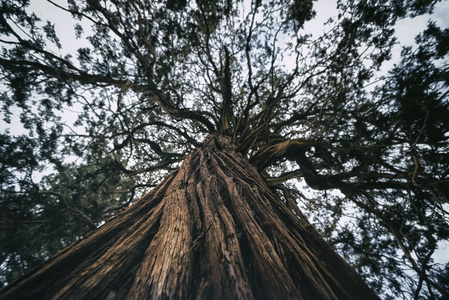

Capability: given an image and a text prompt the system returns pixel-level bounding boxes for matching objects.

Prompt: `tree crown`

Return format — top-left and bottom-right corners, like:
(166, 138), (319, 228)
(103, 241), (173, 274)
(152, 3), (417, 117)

(1, 0), (448, 298)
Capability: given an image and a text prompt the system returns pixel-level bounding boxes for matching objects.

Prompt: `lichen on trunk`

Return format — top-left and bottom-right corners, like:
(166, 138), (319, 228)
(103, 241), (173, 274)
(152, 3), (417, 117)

(0, 134), (378, 300)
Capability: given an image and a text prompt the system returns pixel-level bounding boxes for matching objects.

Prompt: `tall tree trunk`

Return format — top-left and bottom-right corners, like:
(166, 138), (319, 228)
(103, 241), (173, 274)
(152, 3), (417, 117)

(0, 135), (378, 300)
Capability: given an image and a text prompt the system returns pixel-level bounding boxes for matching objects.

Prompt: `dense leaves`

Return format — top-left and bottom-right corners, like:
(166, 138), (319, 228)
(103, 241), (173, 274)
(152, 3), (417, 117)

(0, 0), (448, 298)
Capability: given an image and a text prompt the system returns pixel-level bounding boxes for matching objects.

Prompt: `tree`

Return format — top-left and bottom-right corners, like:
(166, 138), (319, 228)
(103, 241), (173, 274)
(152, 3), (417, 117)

(0, 0), (448, 298)
(0, 134), (380, 299)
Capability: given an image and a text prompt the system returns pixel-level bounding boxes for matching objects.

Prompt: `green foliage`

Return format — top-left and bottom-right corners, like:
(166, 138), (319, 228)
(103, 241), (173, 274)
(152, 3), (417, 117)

(0, 0), (448, 298)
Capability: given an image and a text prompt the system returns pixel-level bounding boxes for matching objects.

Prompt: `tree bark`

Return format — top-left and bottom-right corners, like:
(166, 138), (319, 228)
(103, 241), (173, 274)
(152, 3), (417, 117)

(0, 134), (378, 300)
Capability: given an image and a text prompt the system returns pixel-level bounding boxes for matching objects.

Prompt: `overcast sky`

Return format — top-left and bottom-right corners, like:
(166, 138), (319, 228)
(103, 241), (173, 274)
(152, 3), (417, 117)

(5, 0), (449, 266)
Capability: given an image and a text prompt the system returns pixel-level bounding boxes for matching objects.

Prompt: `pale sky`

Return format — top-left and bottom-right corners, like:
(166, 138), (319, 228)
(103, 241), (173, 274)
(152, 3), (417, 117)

(5, 0), (449, 271)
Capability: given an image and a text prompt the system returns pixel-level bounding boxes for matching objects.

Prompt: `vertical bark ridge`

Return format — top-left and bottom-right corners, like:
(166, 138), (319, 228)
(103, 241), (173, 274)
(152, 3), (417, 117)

(0, 134), (378, 300)
(126, 188), (193, 299)
(54, 199), (165, 299)
(208, 153), (302, 299)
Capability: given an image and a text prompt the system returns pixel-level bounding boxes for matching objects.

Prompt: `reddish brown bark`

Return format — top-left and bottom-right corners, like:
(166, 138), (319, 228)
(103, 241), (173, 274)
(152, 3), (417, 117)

(0, 134), (378, 299)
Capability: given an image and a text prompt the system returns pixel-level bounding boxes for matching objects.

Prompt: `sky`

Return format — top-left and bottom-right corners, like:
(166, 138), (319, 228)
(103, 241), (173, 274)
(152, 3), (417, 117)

(302, 0), (449, 267)
(2, 0), (449, 284)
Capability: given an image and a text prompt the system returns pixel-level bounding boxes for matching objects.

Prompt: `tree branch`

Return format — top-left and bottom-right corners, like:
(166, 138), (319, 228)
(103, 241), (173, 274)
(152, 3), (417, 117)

(39, 191), (96, 229)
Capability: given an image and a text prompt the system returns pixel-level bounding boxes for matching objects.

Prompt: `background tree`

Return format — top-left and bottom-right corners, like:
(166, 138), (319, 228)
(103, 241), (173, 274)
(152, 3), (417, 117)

(0, 0), (448, 298)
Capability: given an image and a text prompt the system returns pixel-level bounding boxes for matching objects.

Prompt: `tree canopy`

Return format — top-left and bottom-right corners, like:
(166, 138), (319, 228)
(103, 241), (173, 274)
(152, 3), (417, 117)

(0, 0), (448, 298)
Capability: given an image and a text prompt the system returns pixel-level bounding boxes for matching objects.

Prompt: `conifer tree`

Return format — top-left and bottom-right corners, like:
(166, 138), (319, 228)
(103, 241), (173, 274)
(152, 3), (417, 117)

(1, 0), (448, 298)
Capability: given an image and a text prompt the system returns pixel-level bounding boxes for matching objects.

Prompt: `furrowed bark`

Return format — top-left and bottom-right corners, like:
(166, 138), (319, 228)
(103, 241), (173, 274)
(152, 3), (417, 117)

(0, 134), (378, 300)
